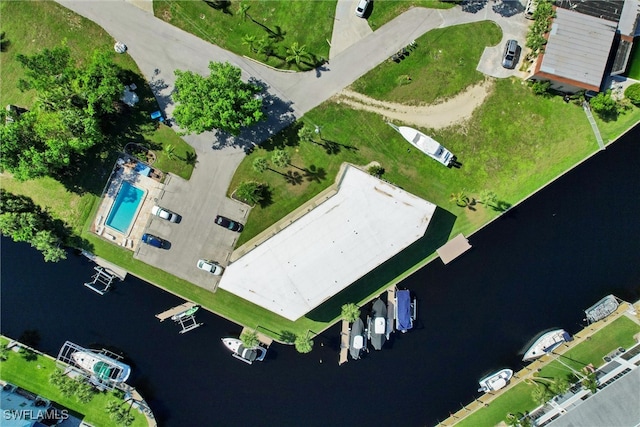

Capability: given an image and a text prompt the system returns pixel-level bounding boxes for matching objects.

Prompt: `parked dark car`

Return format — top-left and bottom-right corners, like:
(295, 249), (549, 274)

(142, 233), (166, 248)
(214, 215), (244, 232)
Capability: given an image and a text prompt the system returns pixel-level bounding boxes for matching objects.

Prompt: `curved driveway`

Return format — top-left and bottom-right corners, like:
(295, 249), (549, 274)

(56, 0), (529, 290)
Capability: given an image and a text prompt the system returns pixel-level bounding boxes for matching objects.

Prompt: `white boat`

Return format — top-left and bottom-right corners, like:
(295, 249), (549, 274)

(71, 350), (131, 383)
(585, 294), (618, 324)
(367, 298), (388, 350)
(523, 329), (571, 361)
(221, 338), (266, 365)
(388, 123), (455, 166)
(478, 368), (513, 392)
(349, 318), (367, 360)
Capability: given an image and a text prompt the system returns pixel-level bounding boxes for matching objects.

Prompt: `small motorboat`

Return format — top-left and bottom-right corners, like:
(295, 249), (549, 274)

(367, 298), (388, 350)
(478, 368), (513, 392)
(171, 305), (199, 321)
(349, 318), (367, 360)
(71, 350), (131, 383)
(523, 329), (571, 361)
(221, 338), (266, 365)
(388, 123), (455, 166)
(395, 289), (417, 333)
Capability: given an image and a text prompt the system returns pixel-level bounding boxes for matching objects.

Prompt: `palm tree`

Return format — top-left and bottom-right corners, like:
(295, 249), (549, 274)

(240, 329), (260, 348)
(341, 303), (360, 323)
(294, 332), (314, 353)
(235, 181), (264, 205)
(450, 190), (469, 207)
(164, 144), (176, 160)
(255, 36), (273, 59)
(298, 125), (318, 145)
(285, 42), (309, 67)
(478, 189), (497, 207)
(252, 157), (269, 173)
(236, 3), (250, 21)
(241, 34), (256, 52)
(271, 149), (290, 168)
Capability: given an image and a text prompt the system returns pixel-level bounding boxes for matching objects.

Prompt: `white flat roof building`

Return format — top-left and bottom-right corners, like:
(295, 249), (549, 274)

(219, 165), (437, 321)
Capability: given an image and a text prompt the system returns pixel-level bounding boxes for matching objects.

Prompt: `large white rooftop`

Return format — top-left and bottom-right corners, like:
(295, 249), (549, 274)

(219, 165), (437, 321)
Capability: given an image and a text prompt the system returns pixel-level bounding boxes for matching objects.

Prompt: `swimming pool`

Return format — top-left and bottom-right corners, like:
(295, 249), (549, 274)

(105, 181), (145, 234)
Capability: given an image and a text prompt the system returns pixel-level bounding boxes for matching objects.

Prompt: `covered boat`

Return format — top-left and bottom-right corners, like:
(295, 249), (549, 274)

(395, 289), (417, 333)
(388, 123), (455, 166)
(71, 350), (131, 383)
(523, 329), (571, 361)
(478, 368), (513, 392)
(349, 318), (367, 360)
(221, 338), (266, 365)
(585, 294), (619, 324)
(367, 298), (388, 350)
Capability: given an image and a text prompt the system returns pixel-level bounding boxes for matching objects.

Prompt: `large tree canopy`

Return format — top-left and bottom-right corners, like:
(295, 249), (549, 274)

(0, 190), (67, 262)
(173, 61), (264, 135)
(1, 44), (122, 181)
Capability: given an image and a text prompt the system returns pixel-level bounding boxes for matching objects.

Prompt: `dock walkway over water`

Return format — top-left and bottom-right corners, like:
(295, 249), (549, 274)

(339, 320), (350, 365)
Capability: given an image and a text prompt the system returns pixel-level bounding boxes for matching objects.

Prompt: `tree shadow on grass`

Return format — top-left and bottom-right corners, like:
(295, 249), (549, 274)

(305, 207), (457, 322)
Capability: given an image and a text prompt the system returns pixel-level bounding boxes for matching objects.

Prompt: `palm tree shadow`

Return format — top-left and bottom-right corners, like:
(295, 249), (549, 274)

(284, 170), (303, 185)
(304, 165), (326, 183)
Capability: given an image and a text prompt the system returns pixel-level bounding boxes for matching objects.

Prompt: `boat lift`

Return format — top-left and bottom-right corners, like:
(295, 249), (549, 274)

(84, 266), (121, 295)
(155, 302), (203, 334)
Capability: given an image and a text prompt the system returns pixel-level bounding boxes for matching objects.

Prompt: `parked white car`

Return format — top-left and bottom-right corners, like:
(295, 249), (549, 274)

(355, 0), (370, 18)
(151, 205), (180, 223)
(197, 259), (224, 275)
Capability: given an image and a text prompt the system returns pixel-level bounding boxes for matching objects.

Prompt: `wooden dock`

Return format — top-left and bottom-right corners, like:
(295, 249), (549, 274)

(240, 327), (273, 348)
(155, 302), (197, 322)
(81, 250), (127, 280)
(338, 320), (350, 365)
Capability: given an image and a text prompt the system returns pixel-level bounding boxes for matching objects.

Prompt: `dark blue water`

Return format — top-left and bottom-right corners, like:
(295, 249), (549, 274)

(2, 125), (639, 426)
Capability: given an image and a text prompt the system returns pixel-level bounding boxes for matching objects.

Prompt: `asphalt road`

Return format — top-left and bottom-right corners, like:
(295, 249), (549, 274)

(56, 0), (530, 290)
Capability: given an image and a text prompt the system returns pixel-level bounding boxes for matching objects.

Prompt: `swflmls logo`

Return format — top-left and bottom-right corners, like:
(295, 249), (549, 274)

(2, 409), (69, 421)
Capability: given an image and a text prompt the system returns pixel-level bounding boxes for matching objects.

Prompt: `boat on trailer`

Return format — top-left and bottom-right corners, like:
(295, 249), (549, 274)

(523, 329), (571, 362)
(389, 123), (455, 166)
(585, 294), (619, 324)
(395, 289), (417, 333)
(478, 368), (513, 392)
(221, 338), (266, 365)
(71, 350), (131, 383)
(367, 298), (389, 350)
(349, 318), (367, 360)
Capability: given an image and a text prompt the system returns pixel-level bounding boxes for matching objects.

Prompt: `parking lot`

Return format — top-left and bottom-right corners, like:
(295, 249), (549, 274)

(134, 148), (249, 291)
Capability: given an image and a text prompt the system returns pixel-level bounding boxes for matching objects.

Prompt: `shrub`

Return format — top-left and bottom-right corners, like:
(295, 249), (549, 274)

(531, 80), (551, 96)
(624, 83), (640, 105)
(367, 165), (385, 177)
(589, 90), (618, 118)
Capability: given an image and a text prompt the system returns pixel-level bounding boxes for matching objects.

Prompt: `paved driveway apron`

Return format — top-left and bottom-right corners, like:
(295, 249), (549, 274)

(57, 0), (530, 290)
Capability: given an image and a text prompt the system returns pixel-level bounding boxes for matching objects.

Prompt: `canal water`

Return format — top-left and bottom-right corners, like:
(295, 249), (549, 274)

(1, 125), (639, 426)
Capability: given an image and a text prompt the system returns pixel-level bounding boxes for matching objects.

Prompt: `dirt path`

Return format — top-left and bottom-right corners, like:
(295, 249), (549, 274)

(335, 80), (494, 129)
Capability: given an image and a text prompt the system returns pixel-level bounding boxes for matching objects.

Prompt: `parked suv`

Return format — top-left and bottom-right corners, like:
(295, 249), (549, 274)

(501, 39), (518, 69)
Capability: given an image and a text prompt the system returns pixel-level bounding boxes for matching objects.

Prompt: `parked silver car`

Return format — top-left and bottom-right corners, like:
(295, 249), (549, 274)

(501, 39), (518, 69)
(151, 205), (180, 223)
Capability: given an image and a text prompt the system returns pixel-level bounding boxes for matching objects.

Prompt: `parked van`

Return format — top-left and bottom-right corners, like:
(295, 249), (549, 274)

(524, 0), (537, 19)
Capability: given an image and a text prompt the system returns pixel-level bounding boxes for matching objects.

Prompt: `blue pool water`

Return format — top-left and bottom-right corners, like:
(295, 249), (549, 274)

(105, 181), (144, 233)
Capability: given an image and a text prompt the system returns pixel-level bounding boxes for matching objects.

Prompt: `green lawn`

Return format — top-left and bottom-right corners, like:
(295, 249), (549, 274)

(153, 0), (336, 70)
(367, 0), (457, 30)
(456, 316), (640, 427)
(0, 337), (147, 427)
(626, 37), (640, 80)
(351, 21), (502, 103)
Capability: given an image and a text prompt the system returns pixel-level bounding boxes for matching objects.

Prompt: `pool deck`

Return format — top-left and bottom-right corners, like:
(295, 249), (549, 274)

(93, 158), (165, 251)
